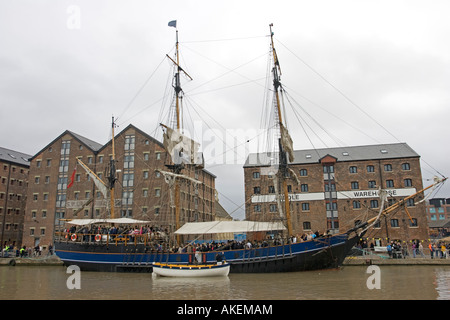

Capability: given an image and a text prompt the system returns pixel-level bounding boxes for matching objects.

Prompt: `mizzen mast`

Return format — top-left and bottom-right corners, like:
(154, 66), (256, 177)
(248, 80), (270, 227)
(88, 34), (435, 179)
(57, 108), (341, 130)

(73, 116), (117, 219)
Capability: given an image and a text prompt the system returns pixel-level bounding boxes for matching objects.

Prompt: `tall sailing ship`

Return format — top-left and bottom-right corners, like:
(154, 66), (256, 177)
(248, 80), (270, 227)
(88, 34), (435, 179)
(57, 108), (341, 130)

(54, 23), (447, 273)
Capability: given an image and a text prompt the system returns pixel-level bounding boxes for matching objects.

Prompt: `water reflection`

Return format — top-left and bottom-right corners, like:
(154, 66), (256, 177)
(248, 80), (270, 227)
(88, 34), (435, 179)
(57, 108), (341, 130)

(434, 268), (450, 300)
(151, 275), (231, 299)
(0, 265), (449, 300)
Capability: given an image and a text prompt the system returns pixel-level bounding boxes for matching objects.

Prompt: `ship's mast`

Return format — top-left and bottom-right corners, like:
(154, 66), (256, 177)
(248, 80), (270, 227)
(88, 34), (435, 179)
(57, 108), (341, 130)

(108, 116), (117, 219)
(269, 23), (293, 237)
(174, 30), (182, 244)
(166, 22), (192, 244)
(73, 116), (117, 219)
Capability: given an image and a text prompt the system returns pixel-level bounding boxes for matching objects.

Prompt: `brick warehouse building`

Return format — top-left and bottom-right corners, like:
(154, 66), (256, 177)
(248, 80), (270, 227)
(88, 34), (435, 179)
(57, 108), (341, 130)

(244, 143), (429, 245)
(0, 147), (32, 248)
(22, 124), (216, 250)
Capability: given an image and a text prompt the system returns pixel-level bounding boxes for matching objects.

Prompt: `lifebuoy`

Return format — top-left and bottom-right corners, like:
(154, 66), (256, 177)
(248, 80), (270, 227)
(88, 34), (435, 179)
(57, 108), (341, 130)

(71, 234), (77, 241)
(95, 234), (101, 242)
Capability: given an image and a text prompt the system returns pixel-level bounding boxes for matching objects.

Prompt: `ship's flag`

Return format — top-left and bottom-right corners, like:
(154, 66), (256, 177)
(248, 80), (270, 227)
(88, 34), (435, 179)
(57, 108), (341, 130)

(67, 166), (77, 188)
(168, 20), (177, 28)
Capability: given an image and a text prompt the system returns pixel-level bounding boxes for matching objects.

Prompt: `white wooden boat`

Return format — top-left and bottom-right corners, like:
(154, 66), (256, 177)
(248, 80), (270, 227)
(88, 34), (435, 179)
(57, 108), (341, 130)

(152, 262), (230, 277)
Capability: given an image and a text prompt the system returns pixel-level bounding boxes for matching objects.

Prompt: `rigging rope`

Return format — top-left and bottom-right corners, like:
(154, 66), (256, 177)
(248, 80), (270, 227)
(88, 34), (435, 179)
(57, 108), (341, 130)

(181, 35), (268, 44)
(117, 54), (168, 125)
(275, 38), (400, 144)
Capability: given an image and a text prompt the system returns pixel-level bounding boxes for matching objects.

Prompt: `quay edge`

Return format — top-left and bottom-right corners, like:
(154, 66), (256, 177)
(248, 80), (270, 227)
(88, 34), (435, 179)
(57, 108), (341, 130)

(0, 256), (64, 267)
(343, 256), (450, 266)
(2, 255), (450, 268)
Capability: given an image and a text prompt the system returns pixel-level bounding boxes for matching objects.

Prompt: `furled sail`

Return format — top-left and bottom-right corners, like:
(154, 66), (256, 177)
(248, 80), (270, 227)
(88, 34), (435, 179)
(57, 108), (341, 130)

(155, 169), (202, 208)
(280, 124), (295, 163)
(76, 158), (109, 199)
(162, 125), (201, 165)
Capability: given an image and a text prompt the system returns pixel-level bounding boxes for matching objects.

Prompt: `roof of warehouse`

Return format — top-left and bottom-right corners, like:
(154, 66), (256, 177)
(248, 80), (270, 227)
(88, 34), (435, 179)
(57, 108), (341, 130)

(244, 143), (419, 167)
(0, 146), (33, 167)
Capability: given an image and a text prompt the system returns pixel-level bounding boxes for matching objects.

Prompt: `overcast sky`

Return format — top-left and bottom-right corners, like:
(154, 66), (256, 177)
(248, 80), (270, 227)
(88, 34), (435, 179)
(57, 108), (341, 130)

(1, 1), (449, 220)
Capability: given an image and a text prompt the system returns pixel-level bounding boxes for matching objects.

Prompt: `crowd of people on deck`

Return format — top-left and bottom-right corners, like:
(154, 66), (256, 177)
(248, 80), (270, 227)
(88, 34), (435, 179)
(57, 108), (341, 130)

(55, 224), (331, 255)
(62, 224), (171, 243)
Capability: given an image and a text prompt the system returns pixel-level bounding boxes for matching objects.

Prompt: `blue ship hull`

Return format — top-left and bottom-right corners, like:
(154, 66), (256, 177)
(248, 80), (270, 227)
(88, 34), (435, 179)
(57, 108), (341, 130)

(55, 232), (360, 273)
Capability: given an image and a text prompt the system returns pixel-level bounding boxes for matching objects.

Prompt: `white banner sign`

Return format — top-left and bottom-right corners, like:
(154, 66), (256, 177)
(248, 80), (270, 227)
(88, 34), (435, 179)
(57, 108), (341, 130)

(337, 188), (416, 200)
(251, 188), (417, 203)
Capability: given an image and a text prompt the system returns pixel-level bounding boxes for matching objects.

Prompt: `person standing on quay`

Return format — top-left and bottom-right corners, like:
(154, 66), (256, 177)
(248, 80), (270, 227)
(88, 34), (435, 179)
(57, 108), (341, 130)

(418, 242), (425, 258)
(441, 243), (447, 259)
(429, 243), (434, 259)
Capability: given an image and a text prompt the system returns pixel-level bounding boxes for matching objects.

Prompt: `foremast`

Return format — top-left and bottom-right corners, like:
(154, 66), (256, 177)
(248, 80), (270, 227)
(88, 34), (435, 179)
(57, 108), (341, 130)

(269, 24), (294, 237)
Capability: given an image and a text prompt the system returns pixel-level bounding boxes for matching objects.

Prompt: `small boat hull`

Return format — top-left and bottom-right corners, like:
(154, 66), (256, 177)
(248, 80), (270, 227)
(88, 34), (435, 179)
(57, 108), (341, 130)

(152, 262), (230, 277)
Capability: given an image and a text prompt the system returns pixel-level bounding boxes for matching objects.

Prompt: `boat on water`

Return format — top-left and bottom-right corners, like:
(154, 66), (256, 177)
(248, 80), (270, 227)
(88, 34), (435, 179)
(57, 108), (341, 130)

(54, 22), (447, 273)
(152, 262), (230, 277)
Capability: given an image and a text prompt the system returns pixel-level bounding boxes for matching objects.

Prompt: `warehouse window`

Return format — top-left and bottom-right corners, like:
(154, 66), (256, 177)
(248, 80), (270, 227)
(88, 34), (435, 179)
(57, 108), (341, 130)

(409, 219), (418, 227)
(402, 163), (411, 171)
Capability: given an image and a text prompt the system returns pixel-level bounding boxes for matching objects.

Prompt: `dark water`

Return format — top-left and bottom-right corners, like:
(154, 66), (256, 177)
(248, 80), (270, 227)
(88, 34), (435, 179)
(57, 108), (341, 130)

(1, 265), (449, 300)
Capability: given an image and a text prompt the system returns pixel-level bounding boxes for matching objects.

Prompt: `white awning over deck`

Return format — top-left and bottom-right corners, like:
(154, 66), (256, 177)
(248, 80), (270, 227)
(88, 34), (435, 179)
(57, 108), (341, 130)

(174, 221), (286, 235)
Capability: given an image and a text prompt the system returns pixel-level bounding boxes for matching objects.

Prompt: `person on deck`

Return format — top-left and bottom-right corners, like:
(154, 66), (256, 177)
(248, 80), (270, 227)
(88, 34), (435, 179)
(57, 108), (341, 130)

(215, 251), (225, 264)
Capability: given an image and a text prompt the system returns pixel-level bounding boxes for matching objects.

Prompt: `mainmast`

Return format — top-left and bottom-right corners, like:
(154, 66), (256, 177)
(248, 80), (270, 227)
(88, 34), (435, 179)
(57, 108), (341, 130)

(164, 21), (193, 244)
(269, 23), (293, 237)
